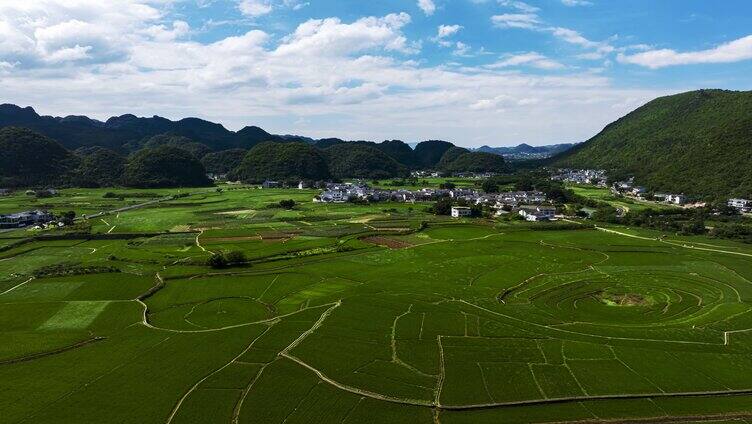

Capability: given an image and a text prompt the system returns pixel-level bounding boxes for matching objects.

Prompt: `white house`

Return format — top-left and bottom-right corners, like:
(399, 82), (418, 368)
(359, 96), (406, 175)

(728, 198), (751, 212)
(451, 206), (471, 218)
(666, 194), (688, 205)
(518, 206), (556, 222)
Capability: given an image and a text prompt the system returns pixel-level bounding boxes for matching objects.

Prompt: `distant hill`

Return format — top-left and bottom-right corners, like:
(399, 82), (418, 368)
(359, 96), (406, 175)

(0, 127), (77, 187)
(0, 104), (514, 185)
(0, 104), (283, 152)
(475, 143), (575, 160)
(324, 144), (408, 179)
(233, 142), (330, 183)
(444, 152), (506, 173)
(553, 89), (752, 200)
(413, 140), (454, 168)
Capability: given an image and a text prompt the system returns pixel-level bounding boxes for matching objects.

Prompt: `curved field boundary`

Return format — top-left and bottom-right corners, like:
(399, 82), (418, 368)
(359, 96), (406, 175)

(457, 299), (723, 346)
(595, 227), (752, 258)
(554, 411), (752, 424)
(0, 336), (106, 366)
(286, 347), (752, 411)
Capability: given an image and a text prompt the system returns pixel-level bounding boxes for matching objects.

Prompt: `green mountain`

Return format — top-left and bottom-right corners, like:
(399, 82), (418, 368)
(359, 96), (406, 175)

(142, 134), (212, 160)
(0, 127), (77, 187)
(122, 146), (212, 188)
(437, 146), (470, 170)
(413, 140), (454, 168)
(233, 142), (330, 183)
(324, 144), (408, 179)
(72, 147), (126, 188)
(444, 152), (506, 173)
(554, 89), (752, 199)
(201, 149), (247, 175)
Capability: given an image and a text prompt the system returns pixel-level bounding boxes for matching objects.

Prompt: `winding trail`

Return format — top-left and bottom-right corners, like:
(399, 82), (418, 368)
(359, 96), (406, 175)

(0, 277), (34, 296)
(595, 226), (752, 258)
(195, 229), (206, 252)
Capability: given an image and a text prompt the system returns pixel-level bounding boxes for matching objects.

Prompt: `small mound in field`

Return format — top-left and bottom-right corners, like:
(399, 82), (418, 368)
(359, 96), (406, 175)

(596, 291), (651, 307)
(361, 236), (414, 249)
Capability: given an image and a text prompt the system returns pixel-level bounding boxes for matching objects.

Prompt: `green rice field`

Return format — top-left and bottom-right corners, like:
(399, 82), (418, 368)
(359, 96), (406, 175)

(2, 187), (752, 423)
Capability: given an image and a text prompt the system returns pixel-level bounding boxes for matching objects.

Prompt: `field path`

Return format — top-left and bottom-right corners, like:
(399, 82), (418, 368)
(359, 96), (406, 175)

(166, 326), (274, 424)
(195, 229), (206, 252)
(595, 226), (752, 258)
(0, 277), (34, 296)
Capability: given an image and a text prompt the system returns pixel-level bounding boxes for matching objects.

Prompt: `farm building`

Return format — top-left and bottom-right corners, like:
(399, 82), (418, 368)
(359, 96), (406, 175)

(262, 181), (281, 188)
(0, 210), (54, 229)
(518, 205), (556, 222)
(728, 198), (751, 213)
(451, 206), (471, 218)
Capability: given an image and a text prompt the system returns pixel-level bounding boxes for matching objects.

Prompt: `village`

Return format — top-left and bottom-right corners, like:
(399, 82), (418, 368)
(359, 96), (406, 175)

(1, 172), (750, 230)
(312, 182), (557, 221)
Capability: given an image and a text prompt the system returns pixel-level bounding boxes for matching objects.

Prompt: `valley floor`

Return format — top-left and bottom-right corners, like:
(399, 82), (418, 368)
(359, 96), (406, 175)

(1, 187), (752, 423)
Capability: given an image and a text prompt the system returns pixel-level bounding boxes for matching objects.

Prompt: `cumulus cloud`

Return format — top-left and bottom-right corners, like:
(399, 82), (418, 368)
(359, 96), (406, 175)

(417, 0), (436, 16)
(561, 0), (593, 6)
(437, 24), (462, 39)
(617, 34), (752, 69)
(274, 13), (415, 57)
(239, 0), (273, 17)
(0, 1), (663, 146)
(0, 1), (170, 66)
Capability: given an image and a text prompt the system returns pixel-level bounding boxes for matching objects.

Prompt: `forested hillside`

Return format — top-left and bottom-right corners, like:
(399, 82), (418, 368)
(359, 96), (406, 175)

(554, 89), (752, 199)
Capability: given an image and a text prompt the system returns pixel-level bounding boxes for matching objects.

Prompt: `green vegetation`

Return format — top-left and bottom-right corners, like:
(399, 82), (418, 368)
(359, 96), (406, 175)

(143, 134), (212, 160)
(413, 140), (454, 168)
(201, 149), (247, 175)
(122, 146), (212, 188)
(3, 185), (752, 423)
(375, 140), (416, 168)
(444, 151), (506, 173)
(324, 143), (408, 179)
(72, 147), (126, 188)
(437, 146), (469, 169)
(554, 89), (752, 200)
(234, 142), (330, 183)
(0, 127), (76, 187)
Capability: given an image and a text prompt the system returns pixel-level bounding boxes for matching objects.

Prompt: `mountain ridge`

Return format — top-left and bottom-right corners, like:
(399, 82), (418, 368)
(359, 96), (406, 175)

(552, 89), (752, 199)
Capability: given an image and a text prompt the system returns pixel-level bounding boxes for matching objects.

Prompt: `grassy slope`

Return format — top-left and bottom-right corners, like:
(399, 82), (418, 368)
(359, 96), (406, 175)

(554, 89), (752, 200)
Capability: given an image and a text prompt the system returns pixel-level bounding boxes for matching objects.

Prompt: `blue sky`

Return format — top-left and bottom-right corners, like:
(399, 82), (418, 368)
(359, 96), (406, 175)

(1, 1), (751, 146)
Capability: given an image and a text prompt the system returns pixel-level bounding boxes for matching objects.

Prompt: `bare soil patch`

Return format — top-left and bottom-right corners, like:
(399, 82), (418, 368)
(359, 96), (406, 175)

(361, 236), (414, 249)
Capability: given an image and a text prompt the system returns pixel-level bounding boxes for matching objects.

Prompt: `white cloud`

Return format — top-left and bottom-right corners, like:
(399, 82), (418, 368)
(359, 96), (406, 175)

(491, 13), (540, 29)
(487, 52), (565, 70)
(0, 1), (665, 147)
(274, 13), (416, 57)
(437, 24), (462, 39)
(239, 0), (272, 17)
(498, 1), (540, 13)
(617, 35), (752, 69)
(453, 42), (471, 56)
(550, 27), (614, 58)
(560, 0), (593, 6)
(417, 0), (436, 16)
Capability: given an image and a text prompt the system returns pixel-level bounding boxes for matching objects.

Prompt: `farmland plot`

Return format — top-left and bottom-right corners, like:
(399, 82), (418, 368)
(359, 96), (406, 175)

(3, 188), (752, 423)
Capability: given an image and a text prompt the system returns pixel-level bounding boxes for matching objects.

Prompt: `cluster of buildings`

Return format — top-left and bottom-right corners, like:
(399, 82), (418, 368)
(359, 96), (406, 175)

(0, 210), (55, 229)
(313, 183), (558, 221)
(313, 182), (477, 203)
(409, 171), (496, 179)
(728, 198), (751, 214)
(611, 178), (691, 206)
(551, 169), (607, 187)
